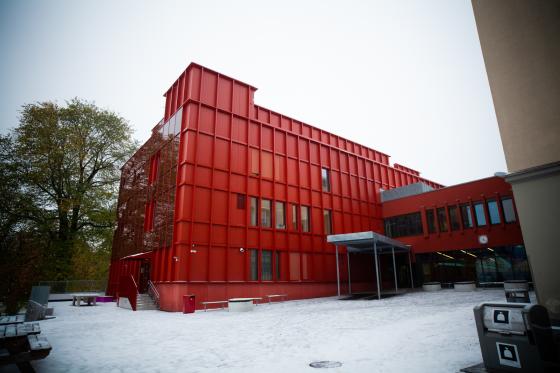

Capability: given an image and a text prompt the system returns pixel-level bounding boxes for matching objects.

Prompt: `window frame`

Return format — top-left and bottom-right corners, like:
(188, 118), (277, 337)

(321, 167), (331, 192)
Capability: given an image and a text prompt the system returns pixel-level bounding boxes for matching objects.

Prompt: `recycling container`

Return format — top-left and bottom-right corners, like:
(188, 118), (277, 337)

(183, 294), (195, 313)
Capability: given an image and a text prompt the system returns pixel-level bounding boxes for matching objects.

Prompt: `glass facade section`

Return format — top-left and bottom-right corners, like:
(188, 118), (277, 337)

(487, 199), (501, 225)
(437, 207), (448, 232)
(301, 206), (310, 232)
(501, 197), (517, 223)
(275, 251), (280, 280)
(250, 249), (258, 281)
(426, 209), (436, 234)
(384, 212), (423, 238)
(261, 250), (272, 280)
(474, 202), (486, 226)
(460, 204), (473, 228)
(448, 205), (460, 231)
(250, 197), (258, 226)
(275, 201), (286, 229)
(323, 209), (332, 235)
(261, 199), (272, 227)
(321, 168), (331, 192)
(291, 204), (298, 230)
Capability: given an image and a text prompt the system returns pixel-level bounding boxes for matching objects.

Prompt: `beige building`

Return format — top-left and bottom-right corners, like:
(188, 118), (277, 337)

(472, 1), (560, 321)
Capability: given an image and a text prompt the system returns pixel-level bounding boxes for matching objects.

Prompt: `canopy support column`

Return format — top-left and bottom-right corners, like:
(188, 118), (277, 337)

(408, 251), (415, 288)
(347, 251), (352, 295)
(373, 239), (381, 300)
(335, 245), (340, 297)
(392, 246), (398, 293)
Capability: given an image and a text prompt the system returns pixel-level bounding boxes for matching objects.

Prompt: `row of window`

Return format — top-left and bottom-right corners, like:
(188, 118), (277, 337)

(249, 249), (279, 281)
(385, 197), (517, 238)
(241, 195), (333, 235)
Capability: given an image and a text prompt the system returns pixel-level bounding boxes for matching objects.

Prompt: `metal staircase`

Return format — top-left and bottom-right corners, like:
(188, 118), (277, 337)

(135, 293), (159, 311)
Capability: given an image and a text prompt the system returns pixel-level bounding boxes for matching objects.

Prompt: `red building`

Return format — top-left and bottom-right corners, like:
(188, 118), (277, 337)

(107, 63), (443, 311)
(381, 176), (529, 286)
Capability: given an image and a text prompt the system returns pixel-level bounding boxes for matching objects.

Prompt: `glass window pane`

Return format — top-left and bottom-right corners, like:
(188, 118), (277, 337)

(501, 197), (516, 223)
(250, 197), (258, 226)
(323, 209), (332, 235)
(250, 249), (258, 281)
(291, 204), (298, 230)
(275, 201), (286, 229)
(301, 206), (310, 232)
(174, 107), (183, 136)
(384, 212), (423, 238)
(487, 199), (501, 225)
(448, 205), (460, 231)
(261, 199), (271, 227)
(275, 251), (281, 280)
(321, 168), (330, 192)
(460, 204), (473, 228)
(474, 202), (486, 226)
(261, 250), (272, 281)
(426, 209), (436, 234)
(437, 207), (448, 232)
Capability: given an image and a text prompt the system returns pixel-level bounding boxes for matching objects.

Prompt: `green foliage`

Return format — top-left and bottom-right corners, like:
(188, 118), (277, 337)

(0, 99), (136, 311)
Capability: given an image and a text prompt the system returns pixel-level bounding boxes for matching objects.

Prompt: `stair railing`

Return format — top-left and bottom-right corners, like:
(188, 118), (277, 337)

(147, 280), (160, 309)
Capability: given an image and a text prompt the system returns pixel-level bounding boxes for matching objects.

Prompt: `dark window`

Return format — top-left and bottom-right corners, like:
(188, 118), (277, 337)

(448, 205), (460, 231)
(250, 197), (258, 226)
(460, 204), (473, 228)
(261, 250), (272, 281)
(474, 202), (486, 226)
(384, 212), (423, 238)
(321, 168), (331, 192)
(323, 209), (332, 235)
(426, 209), (436, 234)
(291, 204), (298, 230)
(275, 201), (286, 229)
(501, 197), (517, 223)
(237, 194), (246, 209)
(275, 251), (281, 280)
(437, 207), (448, 232)
(487, 199), (501, 225)
(301, 206), (310, 232)
(250, 249), (258, 281)
(261, 199), (271, 227)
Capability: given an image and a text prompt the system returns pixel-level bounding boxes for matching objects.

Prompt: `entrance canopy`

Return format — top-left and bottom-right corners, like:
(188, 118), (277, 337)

(327, 231), (413, 300)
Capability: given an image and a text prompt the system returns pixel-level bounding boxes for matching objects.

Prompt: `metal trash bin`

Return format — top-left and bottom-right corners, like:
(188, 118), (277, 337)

(504, 280), (530, 303)
(473, 302), (559, 372)
(183, 294), (195, 314)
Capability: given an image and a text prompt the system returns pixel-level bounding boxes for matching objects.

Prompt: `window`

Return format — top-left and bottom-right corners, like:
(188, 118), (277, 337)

(437, 207), (448, 232)
(385, 212), (423, 238)
(474, 202), (486, 226)
(275, 251), (281, 280)
(301, 205), (310, 232)
(250, 197), (258, 226)
(501, 197), (517, 223)
(448, 205), (460, 231)
(250, 249), (258, 281)
(275, 201), (286, 229)
(323, 209), (333, 235)
(487, 199), (501, 225)
(426, 209), (436, 234)
(236, 194), (246, 209)
(460, 204), (473, 228)
(261, 250), (272, 281)
(291, 204), (298, 230)
(261, 199), (272, 227)
(321, 168), (331, 192)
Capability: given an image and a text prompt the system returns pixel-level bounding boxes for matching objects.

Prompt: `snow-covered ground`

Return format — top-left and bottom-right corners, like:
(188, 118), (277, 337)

(9, 289), (532, 373)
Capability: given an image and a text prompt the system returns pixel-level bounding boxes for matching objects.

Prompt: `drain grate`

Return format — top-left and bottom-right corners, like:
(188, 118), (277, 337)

(309, 361), (342, 369)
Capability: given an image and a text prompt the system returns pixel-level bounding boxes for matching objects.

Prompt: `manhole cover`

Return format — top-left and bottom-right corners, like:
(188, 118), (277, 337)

(309, 361), (342, 368)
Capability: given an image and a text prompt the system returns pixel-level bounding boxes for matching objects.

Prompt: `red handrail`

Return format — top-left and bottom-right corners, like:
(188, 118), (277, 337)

(118, 274), (139, 311)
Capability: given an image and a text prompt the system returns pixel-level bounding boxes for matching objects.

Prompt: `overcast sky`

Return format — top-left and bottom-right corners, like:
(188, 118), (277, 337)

(0, 0), (506, 186)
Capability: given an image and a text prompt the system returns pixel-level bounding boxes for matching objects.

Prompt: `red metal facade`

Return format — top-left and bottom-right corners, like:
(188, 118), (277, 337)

(108, 63), (443, 311)
(381, 176), (523, 253)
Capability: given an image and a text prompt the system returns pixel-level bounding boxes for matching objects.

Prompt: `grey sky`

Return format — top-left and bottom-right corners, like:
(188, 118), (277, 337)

(0, 0), (505, 186)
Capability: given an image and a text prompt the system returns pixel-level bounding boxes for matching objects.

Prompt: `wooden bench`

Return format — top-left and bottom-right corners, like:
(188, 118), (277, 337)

(0, 315), (25, 326)
(0, 323), (49, 372)
(265, 294), (288, 303)
(200, 301), (228, 312)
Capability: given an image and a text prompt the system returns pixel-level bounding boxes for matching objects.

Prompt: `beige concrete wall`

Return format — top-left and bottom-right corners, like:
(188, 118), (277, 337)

(471, 1), (560, 173)
(509, 169), (560, 320)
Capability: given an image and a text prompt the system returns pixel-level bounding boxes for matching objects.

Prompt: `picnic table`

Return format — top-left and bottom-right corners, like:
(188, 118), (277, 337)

(0, 315), (25, 326)
(71, 294), (98, 306)
(0, 322), (51, 372)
